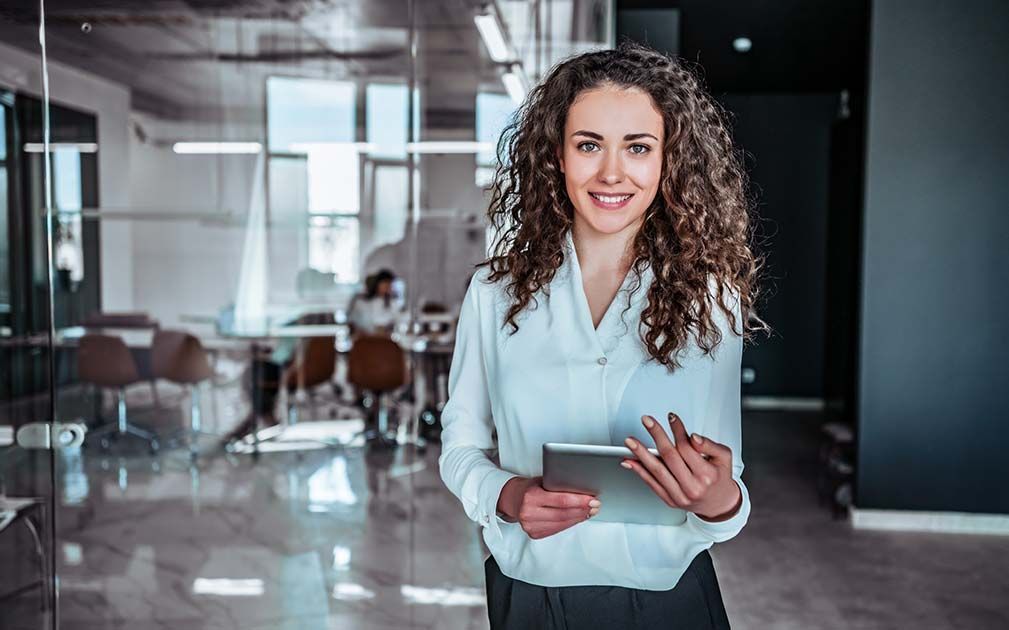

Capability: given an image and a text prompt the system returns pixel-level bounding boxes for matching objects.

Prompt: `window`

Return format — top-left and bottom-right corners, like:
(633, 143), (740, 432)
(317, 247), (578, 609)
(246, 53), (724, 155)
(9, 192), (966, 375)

(475, 92), (517, 186)
(266, 77), (360, 282)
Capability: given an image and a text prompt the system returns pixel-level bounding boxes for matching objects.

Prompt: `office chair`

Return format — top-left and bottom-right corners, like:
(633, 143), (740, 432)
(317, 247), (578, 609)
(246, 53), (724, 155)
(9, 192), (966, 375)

(151, 330), (217, 457)
(78, 334), (159, 453)
(347, 335), (409, 447)
(282, 335), (337, 424)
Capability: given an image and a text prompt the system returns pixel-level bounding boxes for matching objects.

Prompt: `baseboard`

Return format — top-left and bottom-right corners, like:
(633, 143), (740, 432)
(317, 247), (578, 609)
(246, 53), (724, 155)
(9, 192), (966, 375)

(741, 396), (825, 412)
(850, 507), (1009, 536)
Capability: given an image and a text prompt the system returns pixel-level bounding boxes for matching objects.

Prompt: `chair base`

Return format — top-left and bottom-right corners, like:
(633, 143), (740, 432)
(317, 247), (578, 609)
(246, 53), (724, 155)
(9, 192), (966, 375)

(88, 422), (160, 454)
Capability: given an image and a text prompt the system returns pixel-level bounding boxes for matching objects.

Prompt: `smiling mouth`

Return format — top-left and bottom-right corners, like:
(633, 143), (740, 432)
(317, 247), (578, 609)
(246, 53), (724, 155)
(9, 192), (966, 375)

(589, 192), (634, 203)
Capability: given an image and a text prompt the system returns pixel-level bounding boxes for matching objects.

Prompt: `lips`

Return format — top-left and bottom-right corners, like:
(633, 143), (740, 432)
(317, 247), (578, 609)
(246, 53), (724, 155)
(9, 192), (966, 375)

(590, 193), (634, 203)
(588, 191), (635, 210)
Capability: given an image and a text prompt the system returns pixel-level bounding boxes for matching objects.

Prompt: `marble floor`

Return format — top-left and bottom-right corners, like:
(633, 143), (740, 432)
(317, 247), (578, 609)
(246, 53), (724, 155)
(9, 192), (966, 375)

(2, 391), (1008, 629)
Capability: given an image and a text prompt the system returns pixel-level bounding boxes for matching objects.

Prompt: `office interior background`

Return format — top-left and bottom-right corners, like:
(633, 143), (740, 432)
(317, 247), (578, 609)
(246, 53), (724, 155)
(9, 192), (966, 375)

(0, 0), (1006, 628)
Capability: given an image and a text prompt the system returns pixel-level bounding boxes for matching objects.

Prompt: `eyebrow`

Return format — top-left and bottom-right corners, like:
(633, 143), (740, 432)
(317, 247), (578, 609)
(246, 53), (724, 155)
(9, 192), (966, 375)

(572, 130), (659, 142)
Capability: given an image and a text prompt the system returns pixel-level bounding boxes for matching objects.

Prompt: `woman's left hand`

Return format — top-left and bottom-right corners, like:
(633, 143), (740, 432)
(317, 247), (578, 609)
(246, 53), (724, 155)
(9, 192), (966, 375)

(622, 413), (742, 522)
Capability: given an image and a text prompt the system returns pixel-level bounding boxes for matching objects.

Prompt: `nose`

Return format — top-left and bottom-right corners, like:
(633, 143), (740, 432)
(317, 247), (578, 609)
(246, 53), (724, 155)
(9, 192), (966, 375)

(596, 150), (624, 185)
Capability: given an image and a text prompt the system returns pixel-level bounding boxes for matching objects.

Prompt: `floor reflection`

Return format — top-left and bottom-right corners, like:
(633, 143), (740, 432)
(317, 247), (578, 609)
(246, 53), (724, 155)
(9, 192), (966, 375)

(50, 440), (488, 630)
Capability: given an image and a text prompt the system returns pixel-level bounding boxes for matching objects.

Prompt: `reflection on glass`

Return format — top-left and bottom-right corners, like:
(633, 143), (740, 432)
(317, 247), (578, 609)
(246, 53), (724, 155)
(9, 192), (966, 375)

(308, 215), (360, 284)
(332, 545), (352, 571)
(53, 146), (84, 283)
(332, 582), (375, 601)
(193, 578), (265, 597)
(307, 455), (358, 511)
(372, 165), (409, 249)
(401, 585), (485, 607)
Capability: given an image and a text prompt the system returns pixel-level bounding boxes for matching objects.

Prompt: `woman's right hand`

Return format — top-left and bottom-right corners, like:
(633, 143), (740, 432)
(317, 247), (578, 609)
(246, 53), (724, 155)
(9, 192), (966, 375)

(496, 476), (600, 540)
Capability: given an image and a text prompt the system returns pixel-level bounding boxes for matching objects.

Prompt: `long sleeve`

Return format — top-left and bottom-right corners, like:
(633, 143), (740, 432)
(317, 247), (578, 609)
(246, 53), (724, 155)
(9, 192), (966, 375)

(685, 287), (751, 543)
(438, 275), (518, 541)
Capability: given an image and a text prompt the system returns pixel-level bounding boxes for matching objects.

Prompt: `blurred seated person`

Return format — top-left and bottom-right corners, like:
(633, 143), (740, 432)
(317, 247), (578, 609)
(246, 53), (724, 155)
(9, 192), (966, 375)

(216, 303), (299, 444)
(348, 269), (404, 335)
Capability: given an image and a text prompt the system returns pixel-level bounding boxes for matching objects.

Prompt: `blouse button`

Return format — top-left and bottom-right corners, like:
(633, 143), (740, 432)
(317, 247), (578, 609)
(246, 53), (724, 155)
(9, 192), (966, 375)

(597, 357), (608, 366)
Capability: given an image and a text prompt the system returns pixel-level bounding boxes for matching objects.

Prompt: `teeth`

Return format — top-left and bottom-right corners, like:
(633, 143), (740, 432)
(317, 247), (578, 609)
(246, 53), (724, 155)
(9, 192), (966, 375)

(592, 193), (632, 203)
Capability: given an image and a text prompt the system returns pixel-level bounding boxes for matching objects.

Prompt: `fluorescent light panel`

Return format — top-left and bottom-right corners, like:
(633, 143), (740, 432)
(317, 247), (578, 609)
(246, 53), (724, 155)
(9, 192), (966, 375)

(406, 141), (493, 154)
(474, 13), (510, 62)
(24, 142), (98, 153)
(172, 142), (262, 154)
(502, 71), (527, 105)
(288, 141), (377, 154)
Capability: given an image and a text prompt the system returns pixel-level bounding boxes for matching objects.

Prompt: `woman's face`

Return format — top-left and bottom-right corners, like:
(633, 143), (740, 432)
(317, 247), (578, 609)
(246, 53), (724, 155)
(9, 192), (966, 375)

(559, 85), (664, 239)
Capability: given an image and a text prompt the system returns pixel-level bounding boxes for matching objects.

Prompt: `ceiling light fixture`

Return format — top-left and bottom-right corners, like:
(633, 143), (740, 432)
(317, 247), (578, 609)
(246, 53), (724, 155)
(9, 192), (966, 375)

(406, 141), (494, 154)
(733, 37), (753, 53)
(502, 67), (528, 105)
(474, 11), (510, 62)
(24, 142), (98, 153)
(172, 142), (262, 154)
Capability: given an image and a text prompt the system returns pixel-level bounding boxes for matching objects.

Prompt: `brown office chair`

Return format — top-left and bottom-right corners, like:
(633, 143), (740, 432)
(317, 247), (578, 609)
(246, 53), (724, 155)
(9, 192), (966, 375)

(282, 336), (337, 424)
(347, 335), (409, 445)
(151, 330), (216, 456)
(78, 334), (159, 452)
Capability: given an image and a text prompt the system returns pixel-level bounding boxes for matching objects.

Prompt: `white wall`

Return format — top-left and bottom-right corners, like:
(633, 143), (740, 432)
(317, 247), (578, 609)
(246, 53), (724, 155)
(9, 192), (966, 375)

(0, 40), (132, 311)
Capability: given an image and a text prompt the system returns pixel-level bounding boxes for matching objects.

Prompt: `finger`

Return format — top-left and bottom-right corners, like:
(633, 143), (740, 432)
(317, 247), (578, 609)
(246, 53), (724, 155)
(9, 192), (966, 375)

(628, 432), (703, 500)
(667, 413), (718, 477)
(520, 505), (592, 523)
(689, 433), (733, 465)
(640, 414), (675, 453)
(620, 458), (687, 507)
(526, 519), (584, 540)
(621, 438), (694, 506)
(533, 487), (596, 510)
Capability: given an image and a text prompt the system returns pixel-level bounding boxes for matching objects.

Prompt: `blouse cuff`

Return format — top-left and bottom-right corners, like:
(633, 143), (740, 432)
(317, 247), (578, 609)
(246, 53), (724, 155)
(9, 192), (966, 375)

(477, 467), (521, 541)
(685, 479), (750, 543)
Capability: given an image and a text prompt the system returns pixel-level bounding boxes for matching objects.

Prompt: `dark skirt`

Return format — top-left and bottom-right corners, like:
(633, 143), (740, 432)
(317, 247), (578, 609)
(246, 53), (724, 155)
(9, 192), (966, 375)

(484, 550), (731, 630)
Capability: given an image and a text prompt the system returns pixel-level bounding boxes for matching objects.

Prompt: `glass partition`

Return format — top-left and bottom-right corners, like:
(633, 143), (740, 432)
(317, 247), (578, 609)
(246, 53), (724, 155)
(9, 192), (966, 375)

(0, 1), (613, 627)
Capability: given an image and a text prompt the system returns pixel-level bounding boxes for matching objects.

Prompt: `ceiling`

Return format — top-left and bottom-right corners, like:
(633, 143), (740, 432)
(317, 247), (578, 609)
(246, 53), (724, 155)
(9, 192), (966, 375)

(0, 0), (610, 123)
(0, 0), (869, 124)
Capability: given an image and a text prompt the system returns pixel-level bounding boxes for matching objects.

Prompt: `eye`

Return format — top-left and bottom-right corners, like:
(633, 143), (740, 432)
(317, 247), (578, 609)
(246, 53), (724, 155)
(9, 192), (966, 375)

(628, 144), (651, 155)
(577, 141), (600, 153)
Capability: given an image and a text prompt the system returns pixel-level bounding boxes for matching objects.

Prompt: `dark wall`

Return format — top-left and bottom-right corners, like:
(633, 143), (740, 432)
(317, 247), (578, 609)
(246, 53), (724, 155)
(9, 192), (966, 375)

(721, 94), (837, 398)
(857, 0), (1009, 512)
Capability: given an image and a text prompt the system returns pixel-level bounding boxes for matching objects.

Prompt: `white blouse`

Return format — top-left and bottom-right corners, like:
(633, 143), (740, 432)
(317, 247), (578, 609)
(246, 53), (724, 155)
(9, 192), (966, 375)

(438, 233), (751, 590)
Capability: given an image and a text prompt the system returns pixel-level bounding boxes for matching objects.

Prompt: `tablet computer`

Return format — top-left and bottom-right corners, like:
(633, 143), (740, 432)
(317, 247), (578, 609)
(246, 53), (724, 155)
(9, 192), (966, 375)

(542, 442), (687, 526)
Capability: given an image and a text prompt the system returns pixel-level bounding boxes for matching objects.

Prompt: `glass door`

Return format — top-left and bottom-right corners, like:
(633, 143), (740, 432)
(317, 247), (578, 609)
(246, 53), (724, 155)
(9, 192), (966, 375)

(0, 81), (68, 628)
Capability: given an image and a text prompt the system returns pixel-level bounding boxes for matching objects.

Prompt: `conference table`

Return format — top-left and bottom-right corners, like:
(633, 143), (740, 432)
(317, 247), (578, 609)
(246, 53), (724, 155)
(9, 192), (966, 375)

(53, 317), (455, 455)
(216, 320), (454, 455)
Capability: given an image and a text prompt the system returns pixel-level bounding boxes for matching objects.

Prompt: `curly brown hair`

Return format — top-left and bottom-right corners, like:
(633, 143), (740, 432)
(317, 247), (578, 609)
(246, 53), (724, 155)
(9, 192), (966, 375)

(480, 41), (769, 369)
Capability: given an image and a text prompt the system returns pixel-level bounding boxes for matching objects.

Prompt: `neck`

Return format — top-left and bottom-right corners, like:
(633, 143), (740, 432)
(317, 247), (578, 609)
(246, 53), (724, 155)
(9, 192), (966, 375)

(571, 216), (641, 278)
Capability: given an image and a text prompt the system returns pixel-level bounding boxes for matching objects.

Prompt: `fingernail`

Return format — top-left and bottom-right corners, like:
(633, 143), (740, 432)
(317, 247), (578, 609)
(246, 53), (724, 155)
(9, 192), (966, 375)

(589, 508), (600, 517)
(692, 433), (703, 445)
(624, 438), (637, 449)
(620, 461), (633, 469)
(641, 415), (654, 428)
(589, 499), (601, 508)
(668, 413), (677, 424)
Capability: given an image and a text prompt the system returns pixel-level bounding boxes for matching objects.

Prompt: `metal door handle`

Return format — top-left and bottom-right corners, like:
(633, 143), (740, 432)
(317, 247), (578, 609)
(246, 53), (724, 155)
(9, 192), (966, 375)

(13, 422), (87, 449)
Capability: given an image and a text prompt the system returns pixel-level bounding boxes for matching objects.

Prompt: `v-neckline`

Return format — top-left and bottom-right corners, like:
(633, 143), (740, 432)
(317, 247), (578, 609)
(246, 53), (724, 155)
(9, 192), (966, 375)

(566, 233), (633, 334)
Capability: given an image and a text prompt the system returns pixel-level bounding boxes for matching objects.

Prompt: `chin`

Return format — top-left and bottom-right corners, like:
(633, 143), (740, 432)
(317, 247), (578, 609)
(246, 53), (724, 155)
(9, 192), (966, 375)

(577, 206), (646, 236)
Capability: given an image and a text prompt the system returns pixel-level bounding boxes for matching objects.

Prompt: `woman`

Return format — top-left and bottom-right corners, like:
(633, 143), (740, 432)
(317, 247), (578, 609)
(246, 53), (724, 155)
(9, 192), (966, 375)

(438, 42), (768, 628)
(348, 268), (403, 335)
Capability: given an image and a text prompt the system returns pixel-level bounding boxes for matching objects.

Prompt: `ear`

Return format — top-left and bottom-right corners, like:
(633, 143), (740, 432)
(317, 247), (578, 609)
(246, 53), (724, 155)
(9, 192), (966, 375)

(557, 146), (565, 173)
